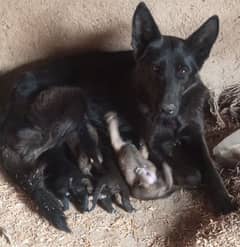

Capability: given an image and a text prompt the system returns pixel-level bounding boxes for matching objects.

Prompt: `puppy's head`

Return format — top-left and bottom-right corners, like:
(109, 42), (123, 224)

(135, 161), (158, 186)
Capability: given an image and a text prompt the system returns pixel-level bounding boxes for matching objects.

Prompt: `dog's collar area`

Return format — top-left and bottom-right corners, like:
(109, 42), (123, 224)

(182, 81), (199, 95)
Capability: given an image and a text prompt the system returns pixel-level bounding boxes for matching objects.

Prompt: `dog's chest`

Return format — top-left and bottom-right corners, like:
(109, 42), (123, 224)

(156, 117), (180, 156)
(158, 117), (179, 137)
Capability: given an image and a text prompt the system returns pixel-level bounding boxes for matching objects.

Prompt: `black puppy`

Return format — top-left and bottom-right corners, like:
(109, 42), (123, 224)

(43, 146), (93, 212)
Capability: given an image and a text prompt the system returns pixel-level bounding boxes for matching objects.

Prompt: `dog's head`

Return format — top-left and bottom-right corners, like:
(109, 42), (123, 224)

(132, 2), (219, 119)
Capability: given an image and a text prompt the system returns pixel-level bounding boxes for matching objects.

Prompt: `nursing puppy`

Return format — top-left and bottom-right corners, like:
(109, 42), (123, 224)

(43, 146), (93, 212)
(65, 122), (103, 177)
(90, 153), (135, 213)
(105, 112), (174, 200)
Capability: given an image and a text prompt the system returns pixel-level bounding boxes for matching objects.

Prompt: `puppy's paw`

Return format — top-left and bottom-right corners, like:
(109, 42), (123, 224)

(135, 167), (145, 175)
(104, 111), (117, 123)
(122, 202), (136, 213)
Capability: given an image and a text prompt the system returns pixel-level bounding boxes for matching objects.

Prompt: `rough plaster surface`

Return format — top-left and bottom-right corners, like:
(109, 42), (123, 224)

(0, 1), (239, 246)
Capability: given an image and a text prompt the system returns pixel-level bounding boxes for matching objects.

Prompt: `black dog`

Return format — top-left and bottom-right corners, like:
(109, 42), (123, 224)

(0, 73), (136, 231)
(129, 3), (234, 213)
(0, 76), (105, 231)
(0, 2), (235, 231)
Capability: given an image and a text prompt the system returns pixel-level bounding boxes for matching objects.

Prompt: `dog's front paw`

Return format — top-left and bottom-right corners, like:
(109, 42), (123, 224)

(214, 194), (237, 215)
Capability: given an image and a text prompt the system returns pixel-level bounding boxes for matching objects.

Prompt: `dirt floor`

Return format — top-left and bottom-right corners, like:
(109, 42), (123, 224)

(0, 1), (240, 247)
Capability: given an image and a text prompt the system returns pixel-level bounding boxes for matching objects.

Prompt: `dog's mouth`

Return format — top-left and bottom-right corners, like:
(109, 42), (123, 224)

(159, 110), (178, 120)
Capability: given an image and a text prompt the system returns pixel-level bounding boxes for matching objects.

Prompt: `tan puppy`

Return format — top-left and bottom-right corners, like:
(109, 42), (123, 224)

(105, 112), (174, 199)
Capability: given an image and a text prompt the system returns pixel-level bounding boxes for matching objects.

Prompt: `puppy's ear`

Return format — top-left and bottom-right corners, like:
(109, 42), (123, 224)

(131, 2), (161, 58)
(186, 15), (219, 69)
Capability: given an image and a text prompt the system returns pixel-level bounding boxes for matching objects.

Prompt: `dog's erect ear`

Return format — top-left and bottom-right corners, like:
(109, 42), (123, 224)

(131, 2), (161, 58)
(186, 15), (219, 69)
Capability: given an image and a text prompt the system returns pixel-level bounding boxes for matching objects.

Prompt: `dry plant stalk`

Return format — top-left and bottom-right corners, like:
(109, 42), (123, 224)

(190, 84), (240, 247)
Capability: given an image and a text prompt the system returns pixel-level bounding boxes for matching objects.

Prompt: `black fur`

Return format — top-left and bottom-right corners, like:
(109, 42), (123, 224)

(0, 2), (235, 231)
(130, 3), (234, 214)
(0, 79), (102, 230)
(43, 146), (93, 213)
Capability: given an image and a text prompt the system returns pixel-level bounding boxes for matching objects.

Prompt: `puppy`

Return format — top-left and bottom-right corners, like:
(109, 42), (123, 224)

(43, 146), (93, 212)
(66, 122), (103, 177)
(89, 141), (135, 213)
(105, 111), (174, 200)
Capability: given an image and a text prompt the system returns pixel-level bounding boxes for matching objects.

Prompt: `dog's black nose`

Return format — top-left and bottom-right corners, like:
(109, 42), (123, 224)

(161, 104), (176, 115)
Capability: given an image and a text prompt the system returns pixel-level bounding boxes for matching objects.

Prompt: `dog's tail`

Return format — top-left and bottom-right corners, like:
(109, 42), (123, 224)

(104, 111), (126, 152)
(31, 185), (70, 232)
(10, 165), (70, 232)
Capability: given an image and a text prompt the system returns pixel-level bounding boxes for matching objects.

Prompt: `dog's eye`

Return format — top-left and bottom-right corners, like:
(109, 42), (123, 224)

(177, 65), (189, 76)
(152, 65), (161, 73)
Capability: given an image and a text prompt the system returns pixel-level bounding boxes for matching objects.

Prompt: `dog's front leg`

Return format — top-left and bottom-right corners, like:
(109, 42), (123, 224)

(186, 125), (236, 214)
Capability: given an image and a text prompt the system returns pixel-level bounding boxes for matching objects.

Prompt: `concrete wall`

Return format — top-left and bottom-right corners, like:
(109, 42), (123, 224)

(0, 0), (239, 93)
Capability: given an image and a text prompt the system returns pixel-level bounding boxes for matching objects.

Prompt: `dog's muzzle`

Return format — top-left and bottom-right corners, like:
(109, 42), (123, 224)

(161, 104), (176, 115)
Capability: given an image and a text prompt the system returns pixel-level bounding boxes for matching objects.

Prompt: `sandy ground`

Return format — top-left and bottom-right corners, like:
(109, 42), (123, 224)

(0, 1), (239, 247)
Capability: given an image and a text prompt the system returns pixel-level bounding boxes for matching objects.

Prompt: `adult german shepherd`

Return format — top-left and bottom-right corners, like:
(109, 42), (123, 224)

(0, 2), (235, 231)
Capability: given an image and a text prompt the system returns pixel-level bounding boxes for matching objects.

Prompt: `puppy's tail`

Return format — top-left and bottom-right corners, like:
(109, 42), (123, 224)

(104, 111), (125, 152)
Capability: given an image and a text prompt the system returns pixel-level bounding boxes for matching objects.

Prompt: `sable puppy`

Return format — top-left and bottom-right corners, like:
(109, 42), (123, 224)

(89, 143), (135, 213)
(105, 111), (174, 199)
